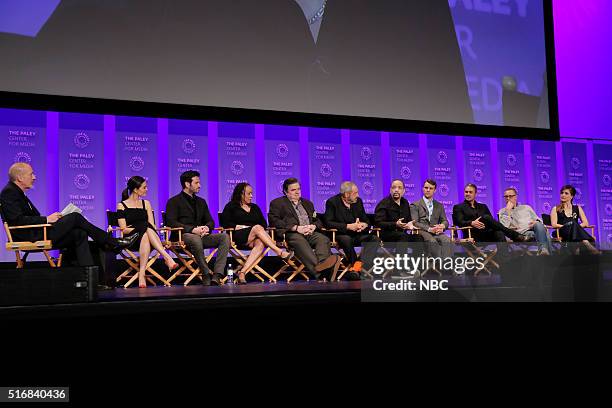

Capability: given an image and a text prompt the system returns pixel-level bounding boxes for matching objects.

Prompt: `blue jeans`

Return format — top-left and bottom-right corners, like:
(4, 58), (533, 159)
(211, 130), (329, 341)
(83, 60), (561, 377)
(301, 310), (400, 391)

(524, 222), (552, 253)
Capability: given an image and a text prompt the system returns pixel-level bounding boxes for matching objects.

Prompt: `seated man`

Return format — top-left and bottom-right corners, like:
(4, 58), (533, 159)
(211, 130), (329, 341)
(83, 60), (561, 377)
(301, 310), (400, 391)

(324, 181), (381, 278)
(411, 179), (452, 258)
(165, 170), (229, 286)
(374, 179), (424, 244)
(268, 178), (341, 281)
(498, 187), (552, 255)
(0, 163), (137, 266)
(453, 183), (527, 245)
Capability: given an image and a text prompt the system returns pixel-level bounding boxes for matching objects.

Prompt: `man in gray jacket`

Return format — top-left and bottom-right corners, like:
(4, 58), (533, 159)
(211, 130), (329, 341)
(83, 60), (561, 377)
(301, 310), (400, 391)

(411, 179), (452, 258)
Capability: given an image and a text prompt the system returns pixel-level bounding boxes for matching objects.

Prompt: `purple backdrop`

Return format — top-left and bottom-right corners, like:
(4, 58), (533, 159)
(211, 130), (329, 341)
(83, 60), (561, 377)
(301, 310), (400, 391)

(309, 128), (342, 213)
(350, 130), (383, 213)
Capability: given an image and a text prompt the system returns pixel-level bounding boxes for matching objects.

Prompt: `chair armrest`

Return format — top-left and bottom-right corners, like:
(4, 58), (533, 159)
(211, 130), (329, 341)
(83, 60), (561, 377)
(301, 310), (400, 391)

(8, 224), (52, 229)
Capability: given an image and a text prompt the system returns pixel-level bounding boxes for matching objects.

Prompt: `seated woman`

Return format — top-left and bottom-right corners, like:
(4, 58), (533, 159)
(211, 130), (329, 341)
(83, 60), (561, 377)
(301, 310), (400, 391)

(550, 184), (600, 255)
(221, 182), (293, 284)
(117, 176), (178, 288)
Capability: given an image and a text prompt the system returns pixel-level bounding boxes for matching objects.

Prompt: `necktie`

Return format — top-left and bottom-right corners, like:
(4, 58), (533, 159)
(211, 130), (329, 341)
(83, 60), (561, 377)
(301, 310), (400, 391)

(427, 200), (433, 222)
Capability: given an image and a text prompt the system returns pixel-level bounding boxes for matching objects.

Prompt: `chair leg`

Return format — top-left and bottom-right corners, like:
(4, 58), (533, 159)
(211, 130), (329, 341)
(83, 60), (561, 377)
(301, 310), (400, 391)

(15, 251), (24, 269)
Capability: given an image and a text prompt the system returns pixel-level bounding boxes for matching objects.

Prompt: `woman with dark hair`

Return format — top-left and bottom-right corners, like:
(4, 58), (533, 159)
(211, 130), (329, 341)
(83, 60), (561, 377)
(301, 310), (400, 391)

(117, 176), (178, 288)
(550, 184), (600, 254)
(221, 182), (293, 284)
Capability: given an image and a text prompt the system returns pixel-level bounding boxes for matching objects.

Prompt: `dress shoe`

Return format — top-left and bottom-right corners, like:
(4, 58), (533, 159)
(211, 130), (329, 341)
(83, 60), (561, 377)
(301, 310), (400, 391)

(280, 250), (294, 261)
(315, 254), (340, 272)
(345, 271), (360, 281)
(201, 273), (211, 286)
(108, 233), (140, 252)
(513, 234), (528, 242)
(210, 273), (221, 286)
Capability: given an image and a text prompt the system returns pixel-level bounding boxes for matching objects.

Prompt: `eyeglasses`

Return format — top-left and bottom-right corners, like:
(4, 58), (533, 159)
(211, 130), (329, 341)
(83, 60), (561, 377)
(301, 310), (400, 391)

(503, 195), (516, 198)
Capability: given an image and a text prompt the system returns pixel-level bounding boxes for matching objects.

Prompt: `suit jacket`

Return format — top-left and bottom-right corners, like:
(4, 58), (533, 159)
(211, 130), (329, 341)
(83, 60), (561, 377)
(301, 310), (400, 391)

(165, 192), (214, 239)
(0, 1), (472, 124)
(411, 197), (449, 231)
(268, 196), (322, 238)
(0, 182), (47, 242)
(323, 194), (368, 235)
(452, 200), (492, 228)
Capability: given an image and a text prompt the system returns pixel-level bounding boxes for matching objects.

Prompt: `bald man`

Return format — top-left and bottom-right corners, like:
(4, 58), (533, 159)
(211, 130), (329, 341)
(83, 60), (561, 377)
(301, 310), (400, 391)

(0, 163), (137, 266)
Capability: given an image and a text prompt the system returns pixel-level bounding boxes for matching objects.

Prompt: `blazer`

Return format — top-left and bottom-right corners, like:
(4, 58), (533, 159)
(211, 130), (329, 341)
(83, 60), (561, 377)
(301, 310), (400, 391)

(323, 194), (368, 235)
(165, 192), (215, 239)
(411, 197), (449, 231)
(268, 196), (322, 237)
(0, 182), (47, 242)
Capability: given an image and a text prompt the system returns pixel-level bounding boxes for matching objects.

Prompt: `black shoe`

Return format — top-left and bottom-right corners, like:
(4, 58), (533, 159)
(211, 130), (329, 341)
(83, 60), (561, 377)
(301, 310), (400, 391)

(201, 273), (211, 286)
(513, 234), (528, 242)
(109, 233), (139, 252)
(210, 273), (221, 286)
(344, 271), (360, 281)
(96, 284), (112, 291)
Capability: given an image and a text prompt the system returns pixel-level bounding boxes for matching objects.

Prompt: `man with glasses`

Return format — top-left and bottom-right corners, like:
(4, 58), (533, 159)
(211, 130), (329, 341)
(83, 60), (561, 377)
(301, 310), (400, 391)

(498, 187), (552, 255)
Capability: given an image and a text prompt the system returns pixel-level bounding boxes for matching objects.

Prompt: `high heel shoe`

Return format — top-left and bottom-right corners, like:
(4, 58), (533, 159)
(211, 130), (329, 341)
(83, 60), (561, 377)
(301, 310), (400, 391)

(280, 250), (294, 261)
(236, 272), (247, 285)
(165, 260), (179, 270)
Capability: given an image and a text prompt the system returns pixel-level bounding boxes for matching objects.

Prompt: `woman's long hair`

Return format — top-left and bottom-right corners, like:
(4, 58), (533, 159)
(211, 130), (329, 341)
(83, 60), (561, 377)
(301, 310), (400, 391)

(230, 182), (251, 206)
(121, 176), (146, 201)
(556, 184), (576, 213)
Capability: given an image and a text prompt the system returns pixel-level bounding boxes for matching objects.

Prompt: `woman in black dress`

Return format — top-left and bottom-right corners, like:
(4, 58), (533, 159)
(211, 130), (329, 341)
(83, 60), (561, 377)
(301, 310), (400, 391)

(117, 176), (178, 288)
(550, 184), (600, 254)
(221, 182), (293, 284)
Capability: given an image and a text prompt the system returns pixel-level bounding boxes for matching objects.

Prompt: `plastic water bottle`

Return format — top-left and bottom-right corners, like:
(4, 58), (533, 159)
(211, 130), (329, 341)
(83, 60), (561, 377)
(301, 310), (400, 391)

(226, 263), (234, 285)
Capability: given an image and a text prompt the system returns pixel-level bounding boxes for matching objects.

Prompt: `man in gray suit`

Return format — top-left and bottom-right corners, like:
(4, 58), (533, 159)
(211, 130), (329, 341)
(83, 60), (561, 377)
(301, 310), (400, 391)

(411, 179), (453, 258)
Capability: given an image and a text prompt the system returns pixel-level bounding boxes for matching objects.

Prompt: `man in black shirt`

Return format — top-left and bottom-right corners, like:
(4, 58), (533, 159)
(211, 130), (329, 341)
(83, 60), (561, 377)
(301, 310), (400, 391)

(452, 183), (527, 244)
(324, 181), (381, 277)
(165, 170), (229, 286)
(374, 180), (424, 244)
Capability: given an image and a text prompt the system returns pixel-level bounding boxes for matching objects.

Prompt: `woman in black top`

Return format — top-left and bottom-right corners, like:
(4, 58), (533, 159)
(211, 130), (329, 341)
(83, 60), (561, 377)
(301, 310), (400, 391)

(221, 182), (293, 283)
(118, 176), (178, 288)
(550, 184), (600, 254)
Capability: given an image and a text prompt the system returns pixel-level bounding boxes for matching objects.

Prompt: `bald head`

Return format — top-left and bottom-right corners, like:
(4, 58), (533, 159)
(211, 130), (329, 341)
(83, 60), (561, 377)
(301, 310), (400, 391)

(9, 163), (36, 191)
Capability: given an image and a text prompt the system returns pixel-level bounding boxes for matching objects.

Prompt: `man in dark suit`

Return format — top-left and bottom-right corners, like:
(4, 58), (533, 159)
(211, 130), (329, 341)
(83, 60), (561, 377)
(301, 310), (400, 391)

(452, 183), (527, 244)
(165, 170), (229, 286)
(268, 178), (340, 280)
(374, 179), (424, 244)
(411, 179), (452, 258)
(0, 163), (137, 266)
(323, 181), (380, 277)
(0, 1), (472, 124)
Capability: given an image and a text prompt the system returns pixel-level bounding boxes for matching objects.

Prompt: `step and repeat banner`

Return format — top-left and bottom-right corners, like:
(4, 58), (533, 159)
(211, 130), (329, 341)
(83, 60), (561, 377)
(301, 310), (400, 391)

(0, 108), (610, 261)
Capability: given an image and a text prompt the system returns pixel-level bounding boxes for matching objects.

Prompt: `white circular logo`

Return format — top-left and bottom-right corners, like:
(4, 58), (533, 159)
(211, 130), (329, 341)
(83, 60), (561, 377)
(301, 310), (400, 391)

(361, 147), (372, 161)
(74, 131), (90, 149)
(129, 156), (145, 172)
(276, 143), (289, 158)
(437, 151), (448, 164)
(13, 152), (31, 163)
(74, 174), (90, 190)
(362, 182), (373, 196)
(571, 157), (581, 170)
(507, 154), (517, 167)
(605, 203), (612, 216)
(603, 174), (611, 187)
(542, 202), (551, 213)
(182, 138), (196, 154)
(540, 171), (550, 184)
(439, 183), (449, 197)
(400, 166), (412, 180)
(473, 168), (484, 182)
(231, 160), (244, 175)
(278, 180), (285, 194)
(320, 164), (332, 178)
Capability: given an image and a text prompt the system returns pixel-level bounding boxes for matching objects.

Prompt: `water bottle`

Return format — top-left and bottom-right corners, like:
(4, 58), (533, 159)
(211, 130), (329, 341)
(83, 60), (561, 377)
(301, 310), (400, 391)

(226, 262), (234, 285)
